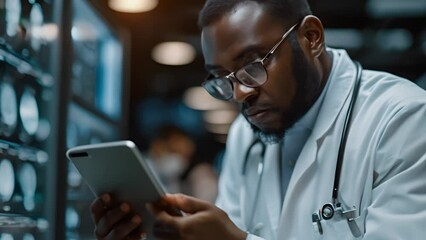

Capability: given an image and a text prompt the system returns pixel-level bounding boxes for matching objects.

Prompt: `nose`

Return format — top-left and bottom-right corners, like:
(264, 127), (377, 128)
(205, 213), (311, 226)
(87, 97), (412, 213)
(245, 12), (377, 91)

(232, 80), (258, 103)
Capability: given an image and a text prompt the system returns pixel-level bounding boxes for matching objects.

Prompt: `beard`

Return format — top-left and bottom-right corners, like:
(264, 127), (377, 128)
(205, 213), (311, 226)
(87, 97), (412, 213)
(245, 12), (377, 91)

(250, 35), (322, 144)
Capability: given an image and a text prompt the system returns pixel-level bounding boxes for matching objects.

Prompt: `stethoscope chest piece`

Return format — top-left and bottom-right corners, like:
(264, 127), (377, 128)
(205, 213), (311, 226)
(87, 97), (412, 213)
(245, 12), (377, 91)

(321, 203), (336, 220)
(319, 202), (359, 222)
(312, 202), (361, 237)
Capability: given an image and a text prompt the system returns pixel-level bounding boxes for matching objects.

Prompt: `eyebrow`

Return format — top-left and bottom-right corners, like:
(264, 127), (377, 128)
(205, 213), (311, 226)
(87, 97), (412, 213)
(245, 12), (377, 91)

(233, 45), (264, 63)
(204, 44), (265, 74)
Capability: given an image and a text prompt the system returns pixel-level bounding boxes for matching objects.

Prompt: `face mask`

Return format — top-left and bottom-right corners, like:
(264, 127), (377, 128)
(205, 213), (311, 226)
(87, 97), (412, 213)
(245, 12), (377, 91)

(156, 154), (187, 179)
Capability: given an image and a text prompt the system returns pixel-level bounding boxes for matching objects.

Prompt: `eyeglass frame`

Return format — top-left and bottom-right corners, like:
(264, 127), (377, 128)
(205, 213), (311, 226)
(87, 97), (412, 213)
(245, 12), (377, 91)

(202, 22), (300, 100)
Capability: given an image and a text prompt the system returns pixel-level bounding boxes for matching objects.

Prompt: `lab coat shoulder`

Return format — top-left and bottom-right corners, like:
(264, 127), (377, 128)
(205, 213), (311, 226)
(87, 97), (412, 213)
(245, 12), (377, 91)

(355, 70), (426, 239)
(215, 115), (255, 229)
(358, 70), (426, 167)
(308, 67), (426, 239)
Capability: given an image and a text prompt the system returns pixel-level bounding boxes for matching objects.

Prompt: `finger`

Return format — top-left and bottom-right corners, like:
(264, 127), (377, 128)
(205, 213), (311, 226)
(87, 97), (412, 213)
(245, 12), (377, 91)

(152, 220), (180, 239)
(146, 194), (210, 229)
(104, 214), (143, 240)
(147, 203), (180, 228)
(91, 193), (115, 224)
(127, 231), (147, 240)
(96, 202), (132, 238)
(152, 209), (182, 239)
(164, 194), (210, 214)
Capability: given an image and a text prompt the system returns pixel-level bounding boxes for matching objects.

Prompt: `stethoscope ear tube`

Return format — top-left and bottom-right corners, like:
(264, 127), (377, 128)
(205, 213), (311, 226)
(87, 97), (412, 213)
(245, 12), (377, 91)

(332, 61), (362, 202)
(241, 137), (266, 234)
(242, 138), (266, 175)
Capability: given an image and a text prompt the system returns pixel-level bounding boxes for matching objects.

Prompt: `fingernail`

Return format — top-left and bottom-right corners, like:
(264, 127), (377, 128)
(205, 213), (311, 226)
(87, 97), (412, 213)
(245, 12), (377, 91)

(132, 215), (141, 224)
(101, 194), (111, 203)
(120, 203), (130, 213)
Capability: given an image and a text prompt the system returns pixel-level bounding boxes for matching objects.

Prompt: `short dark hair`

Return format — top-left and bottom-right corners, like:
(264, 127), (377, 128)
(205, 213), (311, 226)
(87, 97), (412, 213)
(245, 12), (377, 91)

(198, 0), (312, 29)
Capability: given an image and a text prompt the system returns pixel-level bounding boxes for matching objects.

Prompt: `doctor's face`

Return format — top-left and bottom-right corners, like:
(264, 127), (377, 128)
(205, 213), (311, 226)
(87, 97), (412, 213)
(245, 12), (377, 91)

(201, 2), (321, 142)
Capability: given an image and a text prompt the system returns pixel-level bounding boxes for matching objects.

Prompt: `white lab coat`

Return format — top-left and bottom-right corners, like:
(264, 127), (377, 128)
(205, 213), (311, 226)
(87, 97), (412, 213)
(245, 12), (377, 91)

(216, 49), (426, 240)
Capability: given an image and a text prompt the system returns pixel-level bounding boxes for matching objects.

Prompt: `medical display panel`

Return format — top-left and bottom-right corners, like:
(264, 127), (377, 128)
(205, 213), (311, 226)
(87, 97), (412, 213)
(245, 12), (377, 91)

(64, 0), (128, 238)
(0, 0), (60, 239)
(71, 0), (124, 122)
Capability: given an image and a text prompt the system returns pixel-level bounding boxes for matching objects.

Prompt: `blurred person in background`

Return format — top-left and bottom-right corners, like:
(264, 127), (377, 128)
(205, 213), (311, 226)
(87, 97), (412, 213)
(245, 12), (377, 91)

(146, 125), (218, 203)
(90, 0), (426, 239)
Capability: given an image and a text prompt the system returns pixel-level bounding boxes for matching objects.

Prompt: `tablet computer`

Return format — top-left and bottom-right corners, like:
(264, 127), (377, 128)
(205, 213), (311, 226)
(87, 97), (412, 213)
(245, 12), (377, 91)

(66, 140), (167, 238)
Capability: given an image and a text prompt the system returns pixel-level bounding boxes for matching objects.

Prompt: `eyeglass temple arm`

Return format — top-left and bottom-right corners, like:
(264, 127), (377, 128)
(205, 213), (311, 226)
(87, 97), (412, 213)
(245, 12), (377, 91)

(261, 23), (299, 63)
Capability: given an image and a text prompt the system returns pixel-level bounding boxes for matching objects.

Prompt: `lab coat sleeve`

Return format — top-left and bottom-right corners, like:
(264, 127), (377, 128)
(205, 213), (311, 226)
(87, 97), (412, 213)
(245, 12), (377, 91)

(246, 234), (266, 240)
(363, 99), (426, 239)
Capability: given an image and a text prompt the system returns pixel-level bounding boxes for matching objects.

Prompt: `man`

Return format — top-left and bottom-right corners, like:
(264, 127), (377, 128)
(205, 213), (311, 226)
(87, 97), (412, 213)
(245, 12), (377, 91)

(91, 0), (426, 239)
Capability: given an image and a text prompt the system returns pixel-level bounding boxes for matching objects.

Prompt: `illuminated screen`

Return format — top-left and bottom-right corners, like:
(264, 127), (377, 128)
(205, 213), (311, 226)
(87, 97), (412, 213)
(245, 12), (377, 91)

(71, 0), (124, 121)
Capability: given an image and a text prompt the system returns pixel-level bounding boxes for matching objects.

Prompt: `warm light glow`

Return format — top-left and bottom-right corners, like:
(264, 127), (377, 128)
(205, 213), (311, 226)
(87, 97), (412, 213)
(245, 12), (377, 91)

(71, 22), (97, 41)
(205, 123), (232, 135)
(203, 109), (238, 125)
(108, 0), (158, 13)
(183, 87), (233, 111)
(32, 23), (59, 42)
(152, 41), (196, 66)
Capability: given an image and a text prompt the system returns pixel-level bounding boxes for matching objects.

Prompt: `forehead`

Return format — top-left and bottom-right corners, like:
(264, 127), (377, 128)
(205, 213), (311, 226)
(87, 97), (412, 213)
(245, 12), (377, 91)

(201, 2), (284, 70)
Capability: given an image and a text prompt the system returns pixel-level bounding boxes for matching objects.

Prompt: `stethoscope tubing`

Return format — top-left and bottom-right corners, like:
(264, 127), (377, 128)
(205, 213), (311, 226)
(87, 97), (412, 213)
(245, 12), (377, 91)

(242, 138), (266, 232)
(332, 61), (362, 202)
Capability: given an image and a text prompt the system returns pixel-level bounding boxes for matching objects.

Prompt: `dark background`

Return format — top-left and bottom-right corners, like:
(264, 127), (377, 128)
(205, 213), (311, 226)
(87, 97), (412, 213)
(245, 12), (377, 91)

(91, 0), (426, 160)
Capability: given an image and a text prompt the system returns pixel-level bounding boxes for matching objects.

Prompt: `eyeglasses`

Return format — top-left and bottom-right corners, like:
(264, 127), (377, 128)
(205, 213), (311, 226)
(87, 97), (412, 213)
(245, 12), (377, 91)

(202, 22), (299, 100)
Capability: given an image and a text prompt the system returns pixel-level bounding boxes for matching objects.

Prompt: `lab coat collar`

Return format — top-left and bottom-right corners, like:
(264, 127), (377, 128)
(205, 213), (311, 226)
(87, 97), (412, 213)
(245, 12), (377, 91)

(311, 48), (358, 141)
(261, 143), (282, 237)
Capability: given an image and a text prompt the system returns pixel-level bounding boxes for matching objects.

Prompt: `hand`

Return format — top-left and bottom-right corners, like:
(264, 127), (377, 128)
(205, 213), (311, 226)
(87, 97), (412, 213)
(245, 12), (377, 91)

(148, 194), (247, 240)
(90, 193), (145, 240)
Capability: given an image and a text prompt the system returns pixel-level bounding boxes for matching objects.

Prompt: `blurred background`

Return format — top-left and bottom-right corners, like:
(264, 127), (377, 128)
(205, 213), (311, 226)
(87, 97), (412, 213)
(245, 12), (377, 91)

(0, 0), (425, 239)
(109, 0), (426, 151)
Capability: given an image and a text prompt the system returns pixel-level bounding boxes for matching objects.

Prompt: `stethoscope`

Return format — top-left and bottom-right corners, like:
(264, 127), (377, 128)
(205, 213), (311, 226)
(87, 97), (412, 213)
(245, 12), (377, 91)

(242, 61), (363, 237)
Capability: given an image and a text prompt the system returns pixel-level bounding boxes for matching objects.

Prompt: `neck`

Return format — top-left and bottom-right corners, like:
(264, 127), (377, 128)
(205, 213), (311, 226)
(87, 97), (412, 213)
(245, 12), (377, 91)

(306, 48), (333, 109)
(319, 49), (333, 89)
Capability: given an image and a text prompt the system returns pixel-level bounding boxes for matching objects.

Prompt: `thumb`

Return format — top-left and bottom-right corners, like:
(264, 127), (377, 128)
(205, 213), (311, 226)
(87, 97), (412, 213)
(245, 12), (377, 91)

(163, 193), (210, 214)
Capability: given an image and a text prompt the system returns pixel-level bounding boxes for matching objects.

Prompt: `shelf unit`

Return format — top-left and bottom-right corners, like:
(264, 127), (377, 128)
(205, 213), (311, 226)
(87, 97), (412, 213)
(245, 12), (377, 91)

(0, 0), (129, 239)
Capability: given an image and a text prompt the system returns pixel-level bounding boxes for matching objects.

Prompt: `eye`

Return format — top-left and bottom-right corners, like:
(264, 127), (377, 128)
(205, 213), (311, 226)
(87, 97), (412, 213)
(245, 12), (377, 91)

(237, 52), (265, 69)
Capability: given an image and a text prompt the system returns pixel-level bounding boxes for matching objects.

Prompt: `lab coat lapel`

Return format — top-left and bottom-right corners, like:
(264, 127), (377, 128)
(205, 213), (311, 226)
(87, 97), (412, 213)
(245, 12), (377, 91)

(261, 143), (282, 235)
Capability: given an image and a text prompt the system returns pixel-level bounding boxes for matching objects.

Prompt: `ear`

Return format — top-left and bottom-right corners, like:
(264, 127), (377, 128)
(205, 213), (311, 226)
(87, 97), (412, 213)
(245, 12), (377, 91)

(297, 15), (325, 58)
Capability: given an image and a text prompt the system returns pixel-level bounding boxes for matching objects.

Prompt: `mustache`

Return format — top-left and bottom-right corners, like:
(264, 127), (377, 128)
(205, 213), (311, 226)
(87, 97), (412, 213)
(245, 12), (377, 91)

(241, 101), (273, 114)
(240, 97), (258, 111)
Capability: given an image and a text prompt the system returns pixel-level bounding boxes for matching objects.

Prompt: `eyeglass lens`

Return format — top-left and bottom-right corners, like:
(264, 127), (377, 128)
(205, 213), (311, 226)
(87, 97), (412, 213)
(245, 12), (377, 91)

(202, 78), (233, 100)
(204, 62), (267, 100)
(235, 61), (267, 87)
